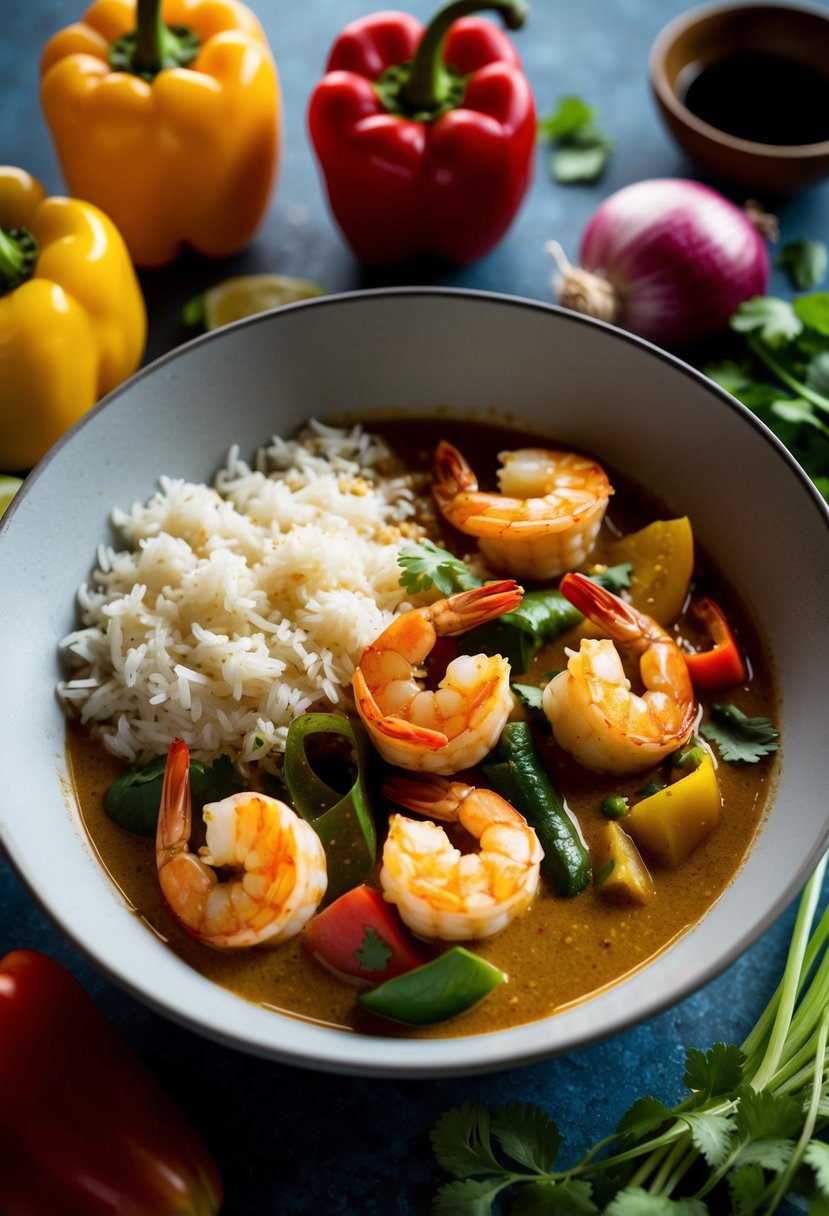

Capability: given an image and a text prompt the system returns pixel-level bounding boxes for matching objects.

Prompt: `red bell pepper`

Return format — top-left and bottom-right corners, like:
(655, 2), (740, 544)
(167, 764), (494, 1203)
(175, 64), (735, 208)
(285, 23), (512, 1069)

(683, 597), (748, 691)
(308, 0), (536, 266)
(304, 884), (430, 985)
(0, 950), (223, 1216)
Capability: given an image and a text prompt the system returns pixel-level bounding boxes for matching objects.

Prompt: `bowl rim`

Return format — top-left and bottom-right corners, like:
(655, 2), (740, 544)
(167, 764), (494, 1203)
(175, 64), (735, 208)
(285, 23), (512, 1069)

(3, 284), (829, 1078)
(649, 0), (829, 158)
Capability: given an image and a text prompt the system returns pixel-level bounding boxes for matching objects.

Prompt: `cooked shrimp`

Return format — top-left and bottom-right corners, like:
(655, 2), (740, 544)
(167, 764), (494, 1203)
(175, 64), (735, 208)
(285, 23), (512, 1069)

(353, 580), (523, 774)
(542, 572), (696, 774)
(381, 774), (543, 940)
(156, 738), (327, 948)
(433, 440), (612, 580)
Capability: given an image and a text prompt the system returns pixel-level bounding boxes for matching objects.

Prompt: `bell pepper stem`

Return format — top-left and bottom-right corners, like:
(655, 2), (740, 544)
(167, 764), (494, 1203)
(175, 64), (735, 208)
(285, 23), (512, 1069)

(134, 0), (177, 75)
(110, 0), (200, 80)
(0, 226), (37, 294)
(400, 0), (529, 114)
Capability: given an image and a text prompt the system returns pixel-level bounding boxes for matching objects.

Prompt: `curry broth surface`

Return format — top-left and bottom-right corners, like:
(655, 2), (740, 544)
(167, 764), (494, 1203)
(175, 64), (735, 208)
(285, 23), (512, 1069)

(67, 419), (777, 1039)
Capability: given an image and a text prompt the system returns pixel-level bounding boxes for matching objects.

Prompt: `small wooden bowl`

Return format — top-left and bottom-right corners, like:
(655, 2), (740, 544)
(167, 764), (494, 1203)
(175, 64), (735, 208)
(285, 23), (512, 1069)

(650, 0), (829, 195)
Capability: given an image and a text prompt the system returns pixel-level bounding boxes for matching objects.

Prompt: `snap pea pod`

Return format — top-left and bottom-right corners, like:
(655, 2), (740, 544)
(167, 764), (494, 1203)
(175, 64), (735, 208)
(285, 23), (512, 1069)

(359, 947), (506, 1026)
(484, 721), (591, 898)
(462, 563), (632, 671)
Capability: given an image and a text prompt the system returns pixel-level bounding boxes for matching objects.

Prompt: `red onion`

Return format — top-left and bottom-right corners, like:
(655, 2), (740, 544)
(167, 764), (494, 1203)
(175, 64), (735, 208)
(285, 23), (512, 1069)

(547, 178), (773, 348)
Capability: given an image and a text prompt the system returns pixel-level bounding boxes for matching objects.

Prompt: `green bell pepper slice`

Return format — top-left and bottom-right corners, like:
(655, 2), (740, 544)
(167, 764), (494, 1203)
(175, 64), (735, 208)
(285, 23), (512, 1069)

(358, 946), (506, 1026)
(283, 713), (377, 904)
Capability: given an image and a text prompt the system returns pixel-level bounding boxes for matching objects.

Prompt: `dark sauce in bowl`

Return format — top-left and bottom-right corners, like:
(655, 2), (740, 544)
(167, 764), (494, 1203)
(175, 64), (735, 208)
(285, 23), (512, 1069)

(679, 51), (829, 146)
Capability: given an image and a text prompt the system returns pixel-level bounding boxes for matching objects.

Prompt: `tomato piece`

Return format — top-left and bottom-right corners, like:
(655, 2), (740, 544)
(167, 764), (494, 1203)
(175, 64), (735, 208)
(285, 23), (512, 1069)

(303, 885), (429, 986)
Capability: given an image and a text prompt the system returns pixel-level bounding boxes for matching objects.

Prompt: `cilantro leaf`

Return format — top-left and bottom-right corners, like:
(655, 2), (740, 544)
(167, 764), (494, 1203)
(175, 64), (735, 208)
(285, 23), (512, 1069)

(431, 1177), (506, 1215)
(728, 1164), (768, 1214)
(700, 704), (779, 764)
(734, 1137), (794, 1172)
(539, 95), (613, 183)
(777, 239), (828, 291)
(398, 541), (480, 596)
(617, 1096), (673, 1142)
(511, 1179), (598, 1215)
(553, 140), (612, 185)
(807, 351), (829, 397)
(511, 682), (545, 710)
(538, 96), (596, 141)
(683, 1042), (745, 1101)
(732, 1086), (803, 1141)
(680, 1111), (736, 1168)
(731, 297), (803, 344)
(794, 292), (829, 337)
(606, 1187), (708, 1214)
(353, 926), (392, 972)
(430, 1105), (502, 1179)
(805, 1140), (829, 1196)
(490, 1101), (561, 1173)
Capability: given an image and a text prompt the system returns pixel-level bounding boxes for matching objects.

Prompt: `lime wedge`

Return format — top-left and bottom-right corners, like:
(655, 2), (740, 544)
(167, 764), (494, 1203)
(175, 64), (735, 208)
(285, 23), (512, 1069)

(202, 274), (327, 330)
(0, 475), (23, 518)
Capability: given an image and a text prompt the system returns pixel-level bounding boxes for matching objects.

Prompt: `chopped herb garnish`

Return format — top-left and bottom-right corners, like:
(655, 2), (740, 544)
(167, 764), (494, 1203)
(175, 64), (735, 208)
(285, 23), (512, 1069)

(353, 926), (393, 973)
(701, 704), (779, 764)
(510, 682), (545, 710)
(398, 540), (479, 596)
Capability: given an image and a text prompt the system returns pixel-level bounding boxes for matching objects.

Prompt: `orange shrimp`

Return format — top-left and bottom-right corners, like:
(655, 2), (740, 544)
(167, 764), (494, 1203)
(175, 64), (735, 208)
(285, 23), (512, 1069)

(381, 773), (543, 940)
(156, 738), (327, 948)
(433, 441), (612, 579)
(352, 580), (522, 774)
(543, 572), (696, 774)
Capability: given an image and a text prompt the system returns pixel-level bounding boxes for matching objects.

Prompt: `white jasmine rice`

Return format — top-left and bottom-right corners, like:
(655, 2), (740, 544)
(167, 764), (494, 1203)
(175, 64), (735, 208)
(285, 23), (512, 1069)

(58, 422), (423, 774)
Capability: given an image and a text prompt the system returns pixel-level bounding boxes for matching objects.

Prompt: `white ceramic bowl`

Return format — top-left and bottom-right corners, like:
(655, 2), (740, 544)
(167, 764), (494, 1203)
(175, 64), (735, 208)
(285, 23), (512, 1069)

(2, 288), (828, 1077)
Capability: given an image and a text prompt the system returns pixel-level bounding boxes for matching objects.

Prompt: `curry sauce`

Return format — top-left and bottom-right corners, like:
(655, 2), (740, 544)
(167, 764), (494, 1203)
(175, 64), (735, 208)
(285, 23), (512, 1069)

(65, 420), (778, 1038)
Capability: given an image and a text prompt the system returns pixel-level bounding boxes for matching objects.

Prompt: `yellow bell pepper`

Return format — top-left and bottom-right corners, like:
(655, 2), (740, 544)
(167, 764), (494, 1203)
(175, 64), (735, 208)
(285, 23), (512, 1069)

(40, 0), (280, 268)
(0, 167), (146, 471)
(606, 517), (694, 627)
(623, 752), (722, 868)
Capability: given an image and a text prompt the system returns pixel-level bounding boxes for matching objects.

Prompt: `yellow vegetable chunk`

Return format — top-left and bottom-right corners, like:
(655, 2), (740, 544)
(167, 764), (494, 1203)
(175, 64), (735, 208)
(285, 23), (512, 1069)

(624, 754), (722, 868)
(592, 821), (654, 905)
(606, 517), (694, 626)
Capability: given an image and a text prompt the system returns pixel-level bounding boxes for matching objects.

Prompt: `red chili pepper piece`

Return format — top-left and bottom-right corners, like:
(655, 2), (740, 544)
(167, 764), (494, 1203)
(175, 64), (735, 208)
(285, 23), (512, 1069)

(0, 950), (223, 1216)
(684, 597), (748, 691)
(304, 884), (430, 985)
(308, 0), (536, 266)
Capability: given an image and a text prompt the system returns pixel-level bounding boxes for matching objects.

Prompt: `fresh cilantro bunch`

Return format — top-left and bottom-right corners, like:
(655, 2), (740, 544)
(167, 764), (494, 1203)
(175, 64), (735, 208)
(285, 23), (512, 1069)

(705, 292), (829, 500)
(431, 856), (829, 1213)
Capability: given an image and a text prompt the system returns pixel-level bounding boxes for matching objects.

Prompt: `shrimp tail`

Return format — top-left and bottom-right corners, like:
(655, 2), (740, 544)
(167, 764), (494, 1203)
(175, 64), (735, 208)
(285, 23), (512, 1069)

(384, 773), (467, 818)
(353, 669), (449, 750)
(433, 439), (477, 511)
(435, 580), (523, 635)
(560, 571), (648, 646)
(158, 737), (192, 858)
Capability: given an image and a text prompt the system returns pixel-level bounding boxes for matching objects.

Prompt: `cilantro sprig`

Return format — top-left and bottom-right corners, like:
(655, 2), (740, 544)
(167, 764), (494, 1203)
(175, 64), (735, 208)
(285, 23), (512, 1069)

(701, 704), (779, 764)
(705, 291), (829, 500)
(431, 856), (829, 1213)
(398, 538), (481, 596)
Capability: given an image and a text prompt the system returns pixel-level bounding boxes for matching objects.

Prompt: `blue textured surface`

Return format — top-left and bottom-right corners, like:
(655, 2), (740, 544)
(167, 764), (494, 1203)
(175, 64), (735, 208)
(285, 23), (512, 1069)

(2, 1), (828, 1212)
